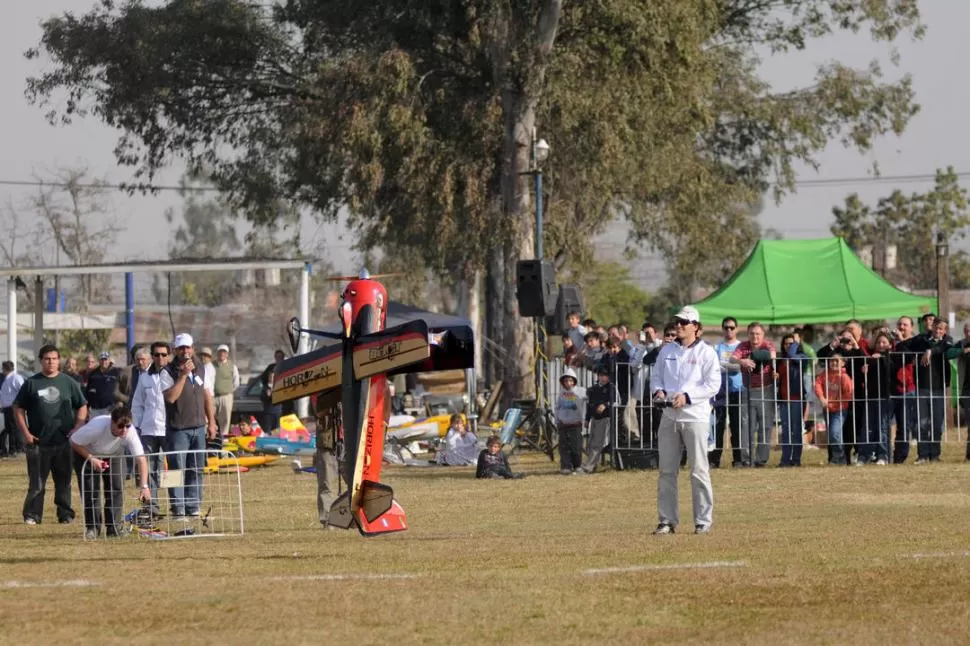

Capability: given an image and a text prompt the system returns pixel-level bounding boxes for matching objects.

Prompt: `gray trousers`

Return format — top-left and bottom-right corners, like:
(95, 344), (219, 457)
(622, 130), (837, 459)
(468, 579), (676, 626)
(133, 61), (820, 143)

(745, 387), (773, 466)
(314, 449), (339, 524)
(213, 394), (233, 440)
(657, 415), (714, 528)
(581, 418), (610, 473)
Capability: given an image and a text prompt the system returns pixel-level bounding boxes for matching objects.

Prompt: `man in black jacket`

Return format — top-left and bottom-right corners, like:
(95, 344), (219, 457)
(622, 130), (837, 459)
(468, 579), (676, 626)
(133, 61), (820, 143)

(898, 318), (953, 463)
(85, 352), (124, 418)
(817, 329), (868, 465)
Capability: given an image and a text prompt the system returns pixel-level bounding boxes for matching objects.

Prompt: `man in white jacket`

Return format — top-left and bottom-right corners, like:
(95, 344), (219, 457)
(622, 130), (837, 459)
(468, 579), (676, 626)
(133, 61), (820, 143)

(130, 341), (170, 515)
(649, 306), (721, 535)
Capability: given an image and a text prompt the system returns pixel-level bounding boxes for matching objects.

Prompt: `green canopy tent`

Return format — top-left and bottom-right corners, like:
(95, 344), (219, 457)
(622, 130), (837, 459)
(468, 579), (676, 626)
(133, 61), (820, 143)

(690, 238), (935, 325)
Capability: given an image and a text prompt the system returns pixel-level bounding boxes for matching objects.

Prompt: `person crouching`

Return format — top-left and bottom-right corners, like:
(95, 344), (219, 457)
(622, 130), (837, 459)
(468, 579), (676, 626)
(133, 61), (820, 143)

(555, 368), (586, 475)
(649, 307), (721, 535)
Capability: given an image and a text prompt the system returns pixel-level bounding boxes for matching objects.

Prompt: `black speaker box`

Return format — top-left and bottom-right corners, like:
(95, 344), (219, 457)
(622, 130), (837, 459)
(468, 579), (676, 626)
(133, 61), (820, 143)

(516, 260), (557, 318)
(547, 284), (584, 335)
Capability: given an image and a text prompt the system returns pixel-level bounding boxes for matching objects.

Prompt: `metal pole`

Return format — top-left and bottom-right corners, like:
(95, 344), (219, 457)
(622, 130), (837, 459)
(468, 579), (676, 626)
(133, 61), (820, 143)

(937, 232), (950, 319)
(7, 278), (17, 369)
(297, 261), (311, 418)
(532, 131), (545, 408)
(125, 272), (135, 354)
(33, 278), (44, 357)
(534, 169), (543, 261)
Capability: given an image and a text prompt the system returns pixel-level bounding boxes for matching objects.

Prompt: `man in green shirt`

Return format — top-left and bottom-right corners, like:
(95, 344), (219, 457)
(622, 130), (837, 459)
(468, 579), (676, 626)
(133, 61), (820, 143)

(14, 344), (88, 525)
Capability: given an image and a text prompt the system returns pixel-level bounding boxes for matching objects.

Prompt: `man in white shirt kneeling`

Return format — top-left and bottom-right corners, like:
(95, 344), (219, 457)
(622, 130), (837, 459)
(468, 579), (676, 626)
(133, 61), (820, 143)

(649, 306), (721, 536)
(71, 406), (151, 539)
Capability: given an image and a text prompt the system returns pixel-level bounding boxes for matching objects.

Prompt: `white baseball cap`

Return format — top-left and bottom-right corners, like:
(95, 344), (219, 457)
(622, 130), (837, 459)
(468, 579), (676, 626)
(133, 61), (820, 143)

(674, 306), (701, 324)
(173, 333), (194, 349)
(216, 344), (230, 353)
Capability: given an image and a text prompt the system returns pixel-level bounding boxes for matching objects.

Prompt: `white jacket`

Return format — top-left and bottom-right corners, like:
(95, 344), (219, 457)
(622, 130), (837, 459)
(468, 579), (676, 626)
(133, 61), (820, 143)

(648, 338), (720, 423)
(131, 370), (167, 437)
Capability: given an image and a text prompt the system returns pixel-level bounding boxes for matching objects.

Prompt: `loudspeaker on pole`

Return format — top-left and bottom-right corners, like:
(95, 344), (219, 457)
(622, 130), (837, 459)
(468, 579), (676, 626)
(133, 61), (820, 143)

(515, 260), (557, 318)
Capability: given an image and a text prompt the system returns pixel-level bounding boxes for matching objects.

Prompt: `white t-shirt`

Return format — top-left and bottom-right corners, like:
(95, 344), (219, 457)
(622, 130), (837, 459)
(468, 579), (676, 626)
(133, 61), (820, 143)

(70, 415), (145, 457)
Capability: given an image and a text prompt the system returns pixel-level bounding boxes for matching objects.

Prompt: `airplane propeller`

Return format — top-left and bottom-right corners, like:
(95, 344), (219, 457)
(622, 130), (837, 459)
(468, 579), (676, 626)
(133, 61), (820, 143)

(323, 270), (405, 281)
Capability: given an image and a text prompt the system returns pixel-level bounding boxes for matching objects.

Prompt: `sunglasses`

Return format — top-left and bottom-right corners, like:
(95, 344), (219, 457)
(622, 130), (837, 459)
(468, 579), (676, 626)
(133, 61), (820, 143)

(152, 352), (169, 357)
(723, 325), (736, 331)
(673, 318), (694, 326)
(664, 332), (677, 338)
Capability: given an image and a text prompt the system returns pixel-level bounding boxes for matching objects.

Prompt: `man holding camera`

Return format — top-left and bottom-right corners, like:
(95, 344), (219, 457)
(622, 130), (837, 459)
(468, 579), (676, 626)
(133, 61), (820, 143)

(730, 323), (777, 467)
(159, 333), (217, 519)
(649, 307), (721, 535)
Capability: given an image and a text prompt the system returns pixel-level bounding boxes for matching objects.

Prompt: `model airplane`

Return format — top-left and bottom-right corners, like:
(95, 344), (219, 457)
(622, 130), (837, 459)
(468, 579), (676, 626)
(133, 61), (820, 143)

(270, 269), (474, 536)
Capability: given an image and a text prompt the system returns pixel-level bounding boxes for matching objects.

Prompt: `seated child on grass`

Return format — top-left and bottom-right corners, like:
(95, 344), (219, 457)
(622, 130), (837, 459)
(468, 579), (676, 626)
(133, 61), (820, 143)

(476, 435), (524, 479)
(435, 414), (480, 466)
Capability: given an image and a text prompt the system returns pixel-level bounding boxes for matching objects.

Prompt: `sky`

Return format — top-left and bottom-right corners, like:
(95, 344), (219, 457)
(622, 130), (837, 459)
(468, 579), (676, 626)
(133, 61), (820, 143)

(1, 0), (967, 293)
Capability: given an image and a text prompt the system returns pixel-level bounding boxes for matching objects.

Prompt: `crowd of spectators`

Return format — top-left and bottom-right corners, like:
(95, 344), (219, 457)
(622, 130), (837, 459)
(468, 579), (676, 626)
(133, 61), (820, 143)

(555, 310), (970, 469)
(1, 334), (288, 536)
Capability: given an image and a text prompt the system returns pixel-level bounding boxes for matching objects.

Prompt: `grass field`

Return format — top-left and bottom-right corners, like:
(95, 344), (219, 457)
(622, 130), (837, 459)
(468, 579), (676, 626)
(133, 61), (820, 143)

(2, 442), (970, 645)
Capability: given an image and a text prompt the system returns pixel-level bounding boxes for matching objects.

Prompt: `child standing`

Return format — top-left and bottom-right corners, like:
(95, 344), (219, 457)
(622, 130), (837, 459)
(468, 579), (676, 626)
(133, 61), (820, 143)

(579, 364), (617, 474)
(814, 353), (854, 465)
(476, 435), (524, 479)
(555, 368), (586, 474)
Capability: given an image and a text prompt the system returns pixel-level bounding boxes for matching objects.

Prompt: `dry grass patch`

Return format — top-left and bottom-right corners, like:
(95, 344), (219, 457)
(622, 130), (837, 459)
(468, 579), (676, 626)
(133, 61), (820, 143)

(1, 444), (969, 644)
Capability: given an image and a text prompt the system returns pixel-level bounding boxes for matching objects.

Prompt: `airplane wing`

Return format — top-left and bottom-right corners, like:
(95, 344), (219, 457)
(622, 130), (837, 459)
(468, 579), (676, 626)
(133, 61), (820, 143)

(352, 320), (430, 381)
(271, 341), (342, 404)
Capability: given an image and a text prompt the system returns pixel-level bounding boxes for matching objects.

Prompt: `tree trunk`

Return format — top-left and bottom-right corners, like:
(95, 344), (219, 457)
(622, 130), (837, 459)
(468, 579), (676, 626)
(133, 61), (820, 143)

(485, 246), (504, 389)
(469, 269), (483, 382)
(500, 90), (536, 405)
(456, 266), (483, 385)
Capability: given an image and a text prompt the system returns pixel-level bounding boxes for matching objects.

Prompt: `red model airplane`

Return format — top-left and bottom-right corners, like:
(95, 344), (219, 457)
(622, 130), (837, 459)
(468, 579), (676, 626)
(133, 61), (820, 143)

(270, 269), (474, 536)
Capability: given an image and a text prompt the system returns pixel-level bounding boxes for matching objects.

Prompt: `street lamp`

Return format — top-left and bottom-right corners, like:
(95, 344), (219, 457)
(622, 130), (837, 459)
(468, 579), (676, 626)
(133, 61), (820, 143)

(531, 129), (550, 260)
(937, 231), (950, 319)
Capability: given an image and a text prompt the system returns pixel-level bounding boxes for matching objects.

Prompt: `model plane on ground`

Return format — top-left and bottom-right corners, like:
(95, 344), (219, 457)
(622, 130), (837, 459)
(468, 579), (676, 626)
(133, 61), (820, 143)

(270, 269), (475, 536)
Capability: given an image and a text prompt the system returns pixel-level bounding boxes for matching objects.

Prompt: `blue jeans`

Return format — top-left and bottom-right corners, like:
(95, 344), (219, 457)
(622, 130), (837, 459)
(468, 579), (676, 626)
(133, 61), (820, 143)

(139, 435), (166, 514)
(778, 400), (803, 466)
(864, 399), (892, 462)
(165, 427), (206, 516)
(826, 410), (847, 465)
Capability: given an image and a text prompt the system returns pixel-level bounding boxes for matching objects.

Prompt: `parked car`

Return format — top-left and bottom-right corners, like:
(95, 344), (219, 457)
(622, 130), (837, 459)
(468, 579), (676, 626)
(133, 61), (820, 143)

(231, 376), (266, 422)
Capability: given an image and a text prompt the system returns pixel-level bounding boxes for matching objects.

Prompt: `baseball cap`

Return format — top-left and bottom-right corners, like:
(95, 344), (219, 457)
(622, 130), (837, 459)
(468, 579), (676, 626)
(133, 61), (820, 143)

(173, 333), (194, 349)
(674, 306), (701, 324)
(216, 344), (230, 353)
(99, 351), (111, 360)
(200, 347), (213, 357)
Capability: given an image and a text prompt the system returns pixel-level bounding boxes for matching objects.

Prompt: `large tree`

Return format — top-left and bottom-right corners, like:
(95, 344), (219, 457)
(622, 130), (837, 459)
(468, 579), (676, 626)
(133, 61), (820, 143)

(831, 167), (970, 290)
(26, 0), (923, 401)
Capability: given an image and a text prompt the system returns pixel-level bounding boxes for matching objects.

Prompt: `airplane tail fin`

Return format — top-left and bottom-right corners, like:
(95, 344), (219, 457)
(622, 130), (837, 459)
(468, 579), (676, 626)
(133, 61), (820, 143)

(357, 499), (408, 536)
(326, 483), (408, 535)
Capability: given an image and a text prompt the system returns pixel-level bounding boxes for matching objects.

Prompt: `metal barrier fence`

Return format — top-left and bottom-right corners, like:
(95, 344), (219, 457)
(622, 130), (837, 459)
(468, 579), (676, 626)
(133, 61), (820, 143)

(547, 348), (970, 468)
(79, 449), (245, 540)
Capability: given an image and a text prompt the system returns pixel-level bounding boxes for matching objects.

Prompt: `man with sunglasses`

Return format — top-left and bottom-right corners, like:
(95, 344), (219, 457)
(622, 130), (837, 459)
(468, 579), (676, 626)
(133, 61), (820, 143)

(130, 341), (172, 515)
(70, 405), (151, 539)
(649, 307), (720, 535)
(711, 317), (747, 468)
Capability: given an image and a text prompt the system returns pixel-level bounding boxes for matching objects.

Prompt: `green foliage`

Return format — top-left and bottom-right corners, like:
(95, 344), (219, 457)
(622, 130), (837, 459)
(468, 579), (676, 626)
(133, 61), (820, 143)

(58, 329), (112, 359)
(831, 167), (970, 290)
(581, 261), (651, 328)
(24, 0), (925, 393)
